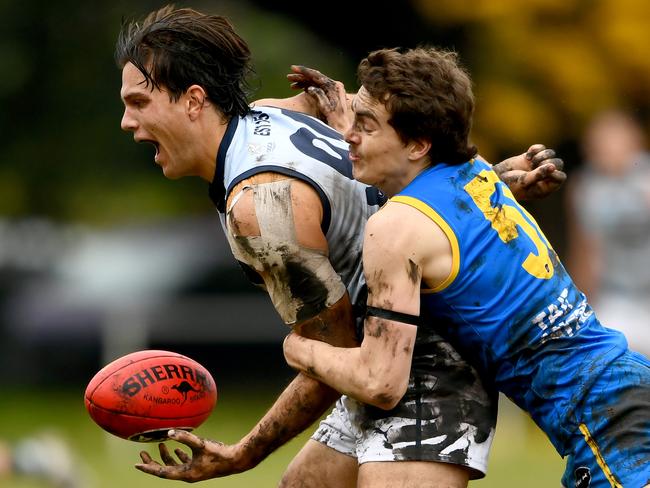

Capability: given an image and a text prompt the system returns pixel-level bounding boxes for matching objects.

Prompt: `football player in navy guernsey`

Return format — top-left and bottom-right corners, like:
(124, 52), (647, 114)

(117, 6), (566, 487)
(283, 47), (650, 487)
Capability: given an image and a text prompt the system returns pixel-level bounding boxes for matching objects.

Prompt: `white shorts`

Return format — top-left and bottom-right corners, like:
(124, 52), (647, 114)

(312, 328), (497, 479)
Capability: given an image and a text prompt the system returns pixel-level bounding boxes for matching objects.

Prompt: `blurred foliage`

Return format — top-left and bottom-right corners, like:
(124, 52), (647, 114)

(413, 0), (650, 162)
(1, 0), (649, 224)
(0, 0), (354, 225)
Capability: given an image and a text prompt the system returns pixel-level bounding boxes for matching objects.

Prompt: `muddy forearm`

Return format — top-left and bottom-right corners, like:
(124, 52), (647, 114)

(233, 295), (358, 468)
(236, 372), (340, 468)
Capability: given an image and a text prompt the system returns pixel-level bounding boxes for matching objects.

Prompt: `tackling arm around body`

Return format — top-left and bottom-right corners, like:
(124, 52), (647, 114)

(135, 173), (358, 481)
(284, 201), (450, 410)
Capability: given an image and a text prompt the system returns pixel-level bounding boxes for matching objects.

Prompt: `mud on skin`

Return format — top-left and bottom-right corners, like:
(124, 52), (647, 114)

(406, 259), (420, 285)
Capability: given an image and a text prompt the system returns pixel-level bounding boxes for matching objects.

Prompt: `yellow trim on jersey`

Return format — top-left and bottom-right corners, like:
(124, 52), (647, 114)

(578, 423), (622, 488)
(390, 195), (459, 292)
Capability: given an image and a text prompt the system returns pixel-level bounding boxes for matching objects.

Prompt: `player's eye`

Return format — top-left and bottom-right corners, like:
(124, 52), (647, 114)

(353, 117), (370, 133)
(360, 121), (374, 133)
(130, 98), (147, 109)
(353, 115), (375, 134)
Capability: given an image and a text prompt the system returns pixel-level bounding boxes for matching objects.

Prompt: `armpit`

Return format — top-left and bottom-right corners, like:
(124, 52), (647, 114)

(225, 179), (345, 325)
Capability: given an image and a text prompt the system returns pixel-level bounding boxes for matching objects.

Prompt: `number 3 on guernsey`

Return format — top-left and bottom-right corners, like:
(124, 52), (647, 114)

(464, 169), (554, 280)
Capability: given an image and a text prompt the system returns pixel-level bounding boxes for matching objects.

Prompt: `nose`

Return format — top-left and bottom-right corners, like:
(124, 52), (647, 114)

(344, 126), (359, 145)
(120, 108), (137, 132)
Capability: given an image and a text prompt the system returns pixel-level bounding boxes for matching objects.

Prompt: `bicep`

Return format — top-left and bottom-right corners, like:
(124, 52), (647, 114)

(363, 213), (422, 317)
(362, 202), (452, 314)
(357, 213), (420, 404)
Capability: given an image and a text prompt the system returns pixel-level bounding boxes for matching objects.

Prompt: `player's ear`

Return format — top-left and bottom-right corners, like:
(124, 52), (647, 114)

(407, 138), (431, 161)
(186, 85), (207, 120)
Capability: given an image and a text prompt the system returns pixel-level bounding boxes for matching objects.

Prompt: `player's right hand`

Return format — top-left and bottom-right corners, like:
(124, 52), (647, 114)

(287, 65), (353, 134)
(135, 429), (250, 482)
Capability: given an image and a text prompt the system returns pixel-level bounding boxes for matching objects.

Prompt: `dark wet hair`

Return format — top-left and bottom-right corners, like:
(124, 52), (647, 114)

(115, 5), (254, 118)
(357, 47), (477, 165)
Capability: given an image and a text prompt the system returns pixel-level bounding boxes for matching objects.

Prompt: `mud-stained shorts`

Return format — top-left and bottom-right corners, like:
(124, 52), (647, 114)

(312, 328), (497, 479)
(561, 350), (650, 488)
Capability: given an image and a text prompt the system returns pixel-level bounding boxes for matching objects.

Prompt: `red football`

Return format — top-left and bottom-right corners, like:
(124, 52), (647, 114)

(84, 350), (217, 442)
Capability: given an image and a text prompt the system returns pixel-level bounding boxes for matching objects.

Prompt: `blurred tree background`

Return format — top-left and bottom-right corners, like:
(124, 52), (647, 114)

(0, 0), (357, 223)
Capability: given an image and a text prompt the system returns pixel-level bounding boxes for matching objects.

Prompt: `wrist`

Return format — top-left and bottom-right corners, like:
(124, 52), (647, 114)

(283, 333), (301, 370)
(229, 440), (258, 472)
(284, 333), (316, 373)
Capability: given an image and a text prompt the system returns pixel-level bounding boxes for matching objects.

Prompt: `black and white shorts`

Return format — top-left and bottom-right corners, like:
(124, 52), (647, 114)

(312, 328), (497, 479)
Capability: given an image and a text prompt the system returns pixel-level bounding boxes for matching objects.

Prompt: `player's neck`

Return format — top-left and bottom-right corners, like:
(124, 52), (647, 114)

(196, 113), (230, 182)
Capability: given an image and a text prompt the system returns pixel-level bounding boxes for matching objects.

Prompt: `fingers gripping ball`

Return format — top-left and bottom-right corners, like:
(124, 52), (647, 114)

(84, 350), (217, 442)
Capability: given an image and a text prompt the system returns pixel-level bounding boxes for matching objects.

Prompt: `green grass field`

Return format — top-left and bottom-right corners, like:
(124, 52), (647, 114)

(0, 388), (563, 487)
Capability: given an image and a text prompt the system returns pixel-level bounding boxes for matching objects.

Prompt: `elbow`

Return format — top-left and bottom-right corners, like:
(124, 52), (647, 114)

(364, 377), (408, 410)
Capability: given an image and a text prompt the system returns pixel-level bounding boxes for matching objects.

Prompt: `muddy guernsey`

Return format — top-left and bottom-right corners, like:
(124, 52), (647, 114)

(207, 105), (497, 479)
(393, 156), (650, 487)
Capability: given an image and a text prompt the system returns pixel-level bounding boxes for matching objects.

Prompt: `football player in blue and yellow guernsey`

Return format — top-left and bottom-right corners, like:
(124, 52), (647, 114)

(284, 48), (650, 488)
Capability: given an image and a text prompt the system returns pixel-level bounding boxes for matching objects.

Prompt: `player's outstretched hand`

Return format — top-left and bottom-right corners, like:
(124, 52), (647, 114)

(135, 429), (247, 482)
(287, 65), (353, 134)
(492, 144), (566, 201)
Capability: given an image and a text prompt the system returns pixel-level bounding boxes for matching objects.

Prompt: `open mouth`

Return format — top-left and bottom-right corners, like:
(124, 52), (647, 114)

(139, 139), (160, 161)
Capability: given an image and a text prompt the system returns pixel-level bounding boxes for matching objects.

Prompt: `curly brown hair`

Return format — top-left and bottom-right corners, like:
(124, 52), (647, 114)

(115, 5), (254, 118)
(358, 47), (477, 165)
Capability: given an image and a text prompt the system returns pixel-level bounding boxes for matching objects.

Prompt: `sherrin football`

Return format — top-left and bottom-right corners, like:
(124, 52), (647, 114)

(84, 350), (217, 442)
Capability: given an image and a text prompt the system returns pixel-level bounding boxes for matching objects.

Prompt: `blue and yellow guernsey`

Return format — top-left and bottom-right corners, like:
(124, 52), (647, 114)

(392, 157), (628, 455)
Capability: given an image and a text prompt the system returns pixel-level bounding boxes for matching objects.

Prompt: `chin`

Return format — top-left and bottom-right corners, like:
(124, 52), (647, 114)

(352, 166), (372, 186)
(160, 164), (178, 180)
(162, 169), (184, 180)
(162, 163), (193, 180)
(351, 165), (364, 182)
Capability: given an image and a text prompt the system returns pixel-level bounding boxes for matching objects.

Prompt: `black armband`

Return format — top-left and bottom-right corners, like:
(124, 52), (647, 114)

(365, 306), (420, 326)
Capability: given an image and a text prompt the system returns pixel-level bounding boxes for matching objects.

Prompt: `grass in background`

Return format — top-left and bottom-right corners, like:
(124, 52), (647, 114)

(0, 388), (563, 487)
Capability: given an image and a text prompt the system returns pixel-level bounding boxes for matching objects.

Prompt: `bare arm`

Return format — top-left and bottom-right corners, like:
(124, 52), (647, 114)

(284, 202), (451, 409)
(251, 91), (323, 118)
(135, 174), (358, 481)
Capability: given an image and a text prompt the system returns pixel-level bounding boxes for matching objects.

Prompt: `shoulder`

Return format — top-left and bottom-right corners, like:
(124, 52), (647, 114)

(364, 199), (454, 272)
(367, 200), (419, 234)
(366, 199), (438, 238)
(226, 172), (326, 248)
(365, 201), (433, 257)
(228, 172), (322, 212)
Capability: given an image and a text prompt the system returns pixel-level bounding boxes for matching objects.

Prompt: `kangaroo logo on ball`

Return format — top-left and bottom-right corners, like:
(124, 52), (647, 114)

(85, 350), (217, 441)
(172, 380), (202, 404)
